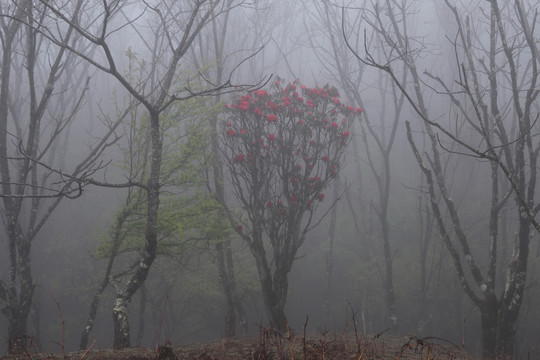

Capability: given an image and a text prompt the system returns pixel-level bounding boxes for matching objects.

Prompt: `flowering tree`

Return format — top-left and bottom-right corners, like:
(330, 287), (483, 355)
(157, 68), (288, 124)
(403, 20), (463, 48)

(221, 78), (361, 330)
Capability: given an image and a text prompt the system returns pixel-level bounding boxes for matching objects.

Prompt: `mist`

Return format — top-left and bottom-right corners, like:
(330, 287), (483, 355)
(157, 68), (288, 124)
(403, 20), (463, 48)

(1, 1), (539, 359)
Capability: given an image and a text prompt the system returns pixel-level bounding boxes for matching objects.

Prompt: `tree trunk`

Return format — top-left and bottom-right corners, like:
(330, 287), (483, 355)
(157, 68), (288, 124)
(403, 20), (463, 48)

(211, 104), (246, 336)
(382, 215), (397, 330)
(323, 180), (339, 327)
(8, 313), (28, 354)
(260, 275), (288, 331)
(495, 215), (530, 358)
(135, 284), (146, 347)
(480, 293), (498, 359)
(112, 111), (161, 349)
(80, 207), (130, 350)
(80, 269), (110, 349)
(216, 240), (237, 337)
(253, 248), (289, 332)
(112, 295), (131, 349)
(6, 232), (34, 354)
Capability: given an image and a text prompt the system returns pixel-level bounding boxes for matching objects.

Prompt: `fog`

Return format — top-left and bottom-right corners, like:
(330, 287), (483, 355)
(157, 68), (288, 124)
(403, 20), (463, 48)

(1, 1), (540, 359)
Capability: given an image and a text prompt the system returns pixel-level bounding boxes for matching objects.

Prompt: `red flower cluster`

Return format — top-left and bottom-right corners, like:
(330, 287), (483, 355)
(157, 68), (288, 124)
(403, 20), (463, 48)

(222, 77), (361, 222)
(266, 114), (278, 122)
(254, 90), (268, 97)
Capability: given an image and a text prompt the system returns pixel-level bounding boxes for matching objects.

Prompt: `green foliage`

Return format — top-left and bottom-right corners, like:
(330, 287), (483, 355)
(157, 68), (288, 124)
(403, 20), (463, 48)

(95, 76), (228, 263)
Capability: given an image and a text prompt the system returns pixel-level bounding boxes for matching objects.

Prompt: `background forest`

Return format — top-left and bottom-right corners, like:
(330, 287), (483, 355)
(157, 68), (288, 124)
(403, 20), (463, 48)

(1, 1), (539, 359)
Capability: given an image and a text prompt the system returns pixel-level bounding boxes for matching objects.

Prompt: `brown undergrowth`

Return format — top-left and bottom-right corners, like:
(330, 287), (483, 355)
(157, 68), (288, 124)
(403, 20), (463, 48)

(2, 328), (470, 360)
(2, 300), (470, 360)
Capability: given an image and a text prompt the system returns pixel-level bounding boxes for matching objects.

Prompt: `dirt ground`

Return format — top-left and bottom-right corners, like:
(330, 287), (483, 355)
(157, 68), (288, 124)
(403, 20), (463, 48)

(1, 332), (471, 360)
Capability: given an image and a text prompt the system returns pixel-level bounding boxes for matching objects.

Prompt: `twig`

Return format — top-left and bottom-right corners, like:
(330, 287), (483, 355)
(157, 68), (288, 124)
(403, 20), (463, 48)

(303, 315), (308, 360)
(46, 289), (67, 360)
(80, 339), (96, 359)
(155, 293), (170, 352)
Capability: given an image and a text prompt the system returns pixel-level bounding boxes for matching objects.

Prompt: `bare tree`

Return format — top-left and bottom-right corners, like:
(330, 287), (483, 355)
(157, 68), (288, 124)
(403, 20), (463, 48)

(26, 0), (261, 348)
(303, 0), (407, 331)
(345, 0), (540, 357)
(189, 0), (256, 337)
(0, 1), (124, 353)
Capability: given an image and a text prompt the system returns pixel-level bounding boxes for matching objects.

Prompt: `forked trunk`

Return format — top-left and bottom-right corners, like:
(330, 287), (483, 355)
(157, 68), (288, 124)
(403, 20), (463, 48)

(260, 270), (289, 331)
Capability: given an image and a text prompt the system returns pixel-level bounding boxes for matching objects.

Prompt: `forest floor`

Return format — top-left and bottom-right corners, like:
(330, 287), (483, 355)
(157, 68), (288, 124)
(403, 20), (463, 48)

(1, 331), (473, 360)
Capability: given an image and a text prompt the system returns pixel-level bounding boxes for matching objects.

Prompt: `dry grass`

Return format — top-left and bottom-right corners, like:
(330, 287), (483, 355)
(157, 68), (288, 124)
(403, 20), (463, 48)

(1, 330), (471, 360)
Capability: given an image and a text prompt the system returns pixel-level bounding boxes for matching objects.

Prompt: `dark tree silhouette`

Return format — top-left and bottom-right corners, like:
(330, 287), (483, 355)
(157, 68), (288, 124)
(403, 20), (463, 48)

(345, 0), (540, 357)
(220, 78), (360, 330)
(27, 0), (260, 349)
(0, 1), (122, 353)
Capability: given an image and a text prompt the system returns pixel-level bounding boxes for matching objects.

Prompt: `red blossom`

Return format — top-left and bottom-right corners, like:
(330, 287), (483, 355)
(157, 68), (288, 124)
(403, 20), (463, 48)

(223, 80), (359, 226)
(254, 90), (268, 97)
(239, 100), (250, 110)
(267, 101), (278, 110)
(266, 114), (278, 122)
